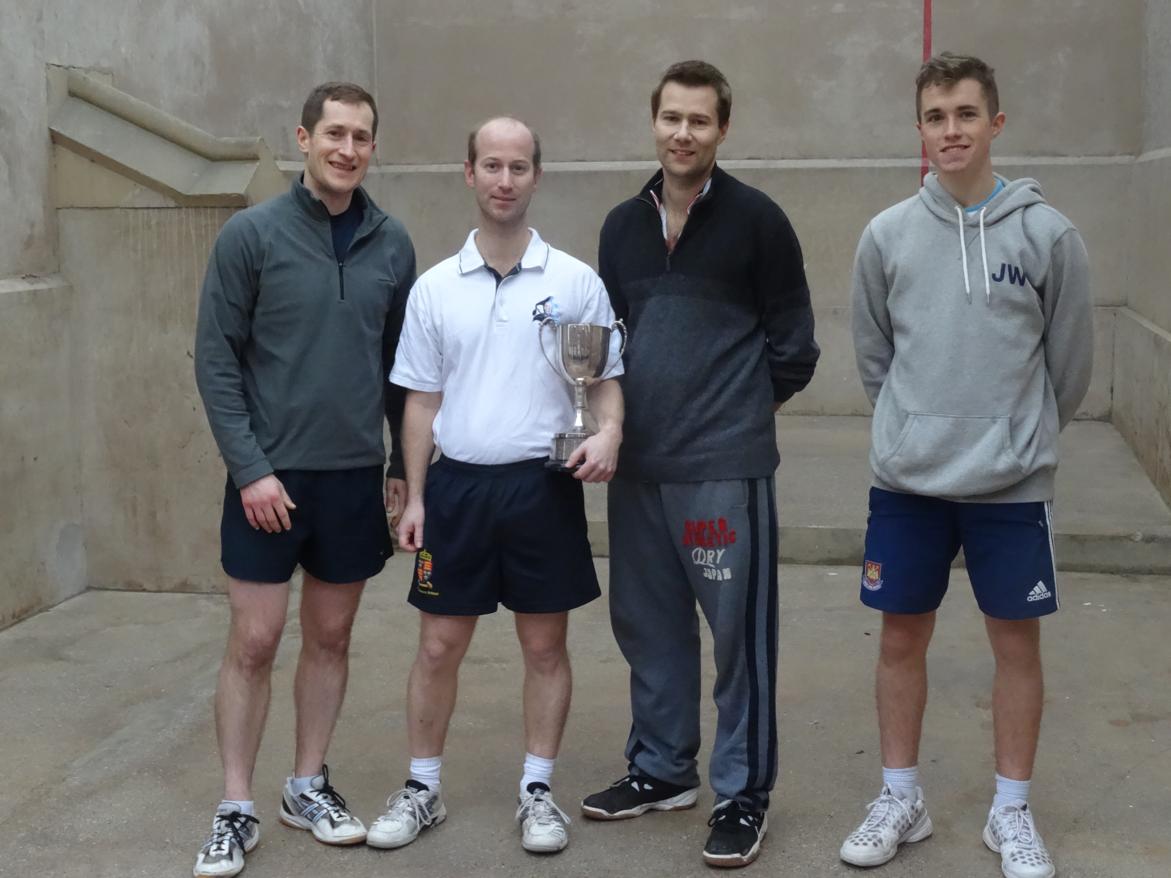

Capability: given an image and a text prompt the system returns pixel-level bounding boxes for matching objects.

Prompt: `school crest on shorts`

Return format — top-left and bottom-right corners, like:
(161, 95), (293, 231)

(415, 550), (438, 596)
(862, 560), (884, 591)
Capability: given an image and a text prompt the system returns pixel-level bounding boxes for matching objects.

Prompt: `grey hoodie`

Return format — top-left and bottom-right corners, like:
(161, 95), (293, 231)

(852, 174), (1093, 502)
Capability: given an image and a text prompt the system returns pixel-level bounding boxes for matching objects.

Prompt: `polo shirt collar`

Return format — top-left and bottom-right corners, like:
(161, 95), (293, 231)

(457, 228), (551, 275)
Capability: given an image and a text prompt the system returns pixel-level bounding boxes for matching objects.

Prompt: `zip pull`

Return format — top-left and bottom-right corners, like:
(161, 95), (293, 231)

(337, 261), (346, 301)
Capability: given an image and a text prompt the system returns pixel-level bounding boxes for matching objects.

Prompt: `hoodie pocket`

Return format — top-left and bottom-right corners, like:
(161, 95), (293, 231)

(876, 412), (1026, 497)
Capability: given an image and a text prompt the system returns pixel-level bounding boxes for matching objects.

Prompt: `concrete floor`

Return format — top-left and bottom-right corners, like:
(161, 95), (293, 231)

(3, 555), (1170, 878)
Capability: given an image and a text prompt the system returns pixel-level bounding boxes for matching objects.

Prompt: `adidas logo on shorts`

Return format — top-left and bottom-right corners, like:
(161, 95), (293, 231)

(1026, 581), (1053, 602)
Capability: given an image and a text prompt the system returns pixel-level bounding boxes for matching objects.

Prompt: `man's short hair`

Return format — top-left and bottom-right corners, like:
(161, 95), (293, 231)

(915, 53), (999, 120)
(301, 82), (379, 137)
(466, 117), (542, 170)
(651, 60), (732, 127)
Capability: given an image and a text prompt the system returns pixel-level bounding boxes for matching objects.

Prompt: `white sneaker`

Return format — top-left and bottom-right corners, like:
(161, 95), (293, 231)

(839, 785), (933, 867)
(278, 765), (367, 845)
(367, 780), (447, 849)
(193, 806), (259, 878)
(983, 802), (1056, 878)
(517, 783), (571, 853)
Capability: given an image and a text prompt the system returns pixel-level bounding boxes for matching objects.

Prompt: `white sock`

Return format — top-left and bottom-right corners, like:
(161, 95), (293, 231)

(882, 765), (920, 801)
(219, 799), (255, 816)
(288, 774), (317, 796)
(520, 752), (556, 795)
(992, 773), (1031, 810)
(410, 755), (443, 790)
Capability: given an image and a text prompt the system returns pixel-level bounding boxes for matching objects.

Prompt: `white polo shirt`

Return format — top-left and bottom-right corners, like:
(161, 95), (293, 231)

(390, 228), (623, 465)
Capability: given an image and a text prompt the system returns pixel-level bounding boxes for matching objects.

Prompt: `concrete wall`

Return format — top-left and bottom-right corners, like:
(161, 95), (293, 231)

(1113, 0), (1171, 505)
(375, 0), (1141, 163)
(0, 277), (86, 626)
(58, 208), (234, 592)
(0, 0), (373, 278)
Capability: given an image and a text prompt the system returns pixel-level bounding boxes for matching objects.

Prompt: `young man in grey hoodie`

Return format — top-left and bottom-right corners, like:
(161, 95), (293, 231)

(839, 54), (1092, 878)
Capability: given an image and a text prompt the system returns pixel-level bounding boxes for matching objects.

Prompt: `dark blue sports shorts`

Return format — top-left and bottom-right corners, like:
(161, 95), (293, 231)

(408, 456), (601, 616)
(221, 466), (392, 584)
(859, 487), (1058, 620)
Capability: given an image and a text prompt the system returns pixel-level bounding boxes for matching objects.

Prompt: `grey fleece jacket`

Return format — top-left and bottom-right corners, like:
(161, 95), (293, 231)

(195, 178), (416, 488)
(852, 173), (1093, 502)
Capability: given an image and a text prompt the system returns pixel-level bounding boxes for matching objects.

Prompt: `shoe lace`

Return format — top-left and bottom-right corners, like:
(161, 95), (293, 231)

(305, 763), (351, 820)
(204, 811), (258, 857)
(992, 805), (1037, 847)
(517, 789), (571, 828)
(382, 786), (431, 826)
(859, 791), (910, 832)
(707, 802), (760, 829)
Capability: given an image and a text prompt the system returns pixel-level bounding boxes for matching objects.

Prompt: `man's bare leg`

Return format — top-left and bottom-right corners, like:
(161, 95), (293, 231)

(407, 613), (478, 757)
(877, 611), (936, 769)
(217, 579), (290, 801)
(292, 573), (366, 777)
(515, 612), (572, 760)
(984, 616), (1043, 781)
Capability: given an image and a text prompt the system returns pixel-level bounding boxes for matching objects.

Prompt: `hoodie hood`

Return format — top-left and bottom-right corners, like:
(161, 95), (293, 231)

(920, 174), (1048, 303)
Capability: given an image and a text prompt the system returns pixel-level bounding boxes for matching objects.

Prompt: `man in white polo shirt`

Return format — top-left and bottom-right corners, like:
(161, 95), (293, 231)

(367, 117), (624, 855)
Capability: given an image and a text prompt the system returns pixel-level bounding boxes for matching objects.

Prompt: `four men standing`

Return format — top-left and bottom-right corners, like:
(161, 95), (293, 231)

(194, 53), (1090, 877)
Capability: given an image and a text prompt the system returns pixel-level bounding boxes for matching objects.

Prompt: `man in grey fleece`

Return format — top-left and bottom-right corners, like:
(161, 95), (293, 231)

(839, 54), (1092, 878)
(192, 82), (415, 878)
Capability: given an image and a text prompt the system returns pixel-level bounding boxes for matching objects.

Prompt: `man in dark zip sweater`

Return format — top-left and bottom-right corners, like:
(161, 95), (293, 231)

(581, 61), (819, 869)
(192, 82), (416, 878)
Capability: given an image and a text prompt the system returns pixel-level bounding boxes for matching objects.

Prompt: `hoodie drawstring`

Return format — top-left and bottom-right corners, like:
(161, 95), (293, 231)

(954, 206), (992, 304)
(955, 206), (971, 303)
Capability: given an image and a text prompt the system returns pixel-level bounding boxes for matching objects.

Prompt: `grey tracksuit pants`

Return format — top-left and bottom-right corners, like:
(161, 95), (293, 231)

(607, 475), (779, 810)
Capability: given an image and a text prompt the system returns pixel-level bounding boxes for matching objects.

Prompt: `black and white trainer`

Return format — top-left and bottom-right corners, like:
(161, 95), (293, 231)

(580, 773), (699, 820)
(703, 800), (767, 868)
(193, 806), (259, 878)
(278, 764), (367, 845)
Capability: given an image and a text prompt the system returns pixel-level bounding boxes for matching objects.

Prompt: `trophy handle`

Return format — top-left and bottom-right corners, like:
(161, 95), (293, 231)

(598, 318), (627, 379)
(537, 317), (563, 377)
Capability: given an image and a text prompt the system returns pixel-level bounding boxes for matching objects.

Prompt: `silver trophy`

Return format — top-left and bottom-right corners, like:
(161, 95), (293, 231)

(536, 317), (627, 470)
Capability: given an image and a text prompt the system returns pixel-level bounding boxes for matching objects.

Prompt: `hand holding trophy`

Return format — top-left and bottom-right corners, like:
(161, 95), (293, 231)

(536, 314), (627, 471)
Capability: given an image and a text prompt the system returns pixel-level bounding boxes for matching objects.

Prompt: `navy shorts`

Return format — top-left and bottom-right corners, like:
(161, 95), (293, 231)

(408, 456), (601, 616)
(221, 466), (392, 584)
(859, 487), (1058, 620)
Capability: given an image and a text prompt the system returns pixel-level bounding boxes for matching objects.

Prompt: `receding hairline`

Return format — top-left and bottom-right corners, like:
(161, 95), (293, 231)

(467, 116), (541, 166)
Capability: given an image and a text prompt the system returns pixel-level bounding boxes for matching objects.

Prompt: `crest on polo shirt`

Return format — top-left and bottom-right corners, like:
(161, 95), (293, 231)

(531, 295), (561, 324)
(862, 560), (884, 591)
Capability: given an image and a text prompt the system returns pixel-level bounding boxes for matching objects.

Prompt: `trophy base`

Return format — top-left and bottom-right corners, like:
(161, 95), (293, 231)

(547, 430), (590, 472)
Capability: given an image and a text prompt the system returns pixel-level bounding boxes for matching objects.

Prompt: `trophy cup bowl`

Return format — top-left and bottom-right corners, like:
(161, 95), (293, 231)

(537, 318), (626, 471)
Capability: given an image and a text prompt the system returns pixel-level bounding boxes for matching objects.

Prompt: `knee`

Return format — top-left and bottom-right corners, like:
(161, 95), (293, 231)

(415, 633), (467, 675)
(229, 624), (283, 675)
(879, 619), (932, 665)
(521, 636), (569, 675)
(303, 620), (353, 658)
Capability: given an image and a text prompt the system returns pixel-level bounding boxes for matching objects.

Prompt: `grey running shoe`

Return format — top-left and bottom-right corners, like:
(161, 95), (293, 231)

(367, 780), (446, 849)
(193, 806), (259, 878)
(517, 783), (570, 853)
(278, 764), (366, 845)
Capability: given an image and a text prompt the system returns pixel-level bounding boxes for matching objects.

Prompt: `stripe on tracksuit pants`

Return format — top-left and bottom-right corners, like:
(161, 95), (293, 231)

(608, 475), (779, 810)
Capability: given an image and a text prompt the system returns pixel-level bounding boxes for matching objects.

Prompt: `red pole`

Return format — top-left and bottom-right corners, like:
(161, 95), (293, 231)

(920, 0), (933, 182)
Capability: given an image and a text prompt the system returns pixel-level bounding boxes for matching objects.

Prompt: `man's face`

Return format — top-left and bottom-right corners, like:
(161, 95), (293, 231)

(917, 79), (1005, 178)
(653, 82), (728, 186)
(464, 121), (541, 228)
(296, 99), (376, 201)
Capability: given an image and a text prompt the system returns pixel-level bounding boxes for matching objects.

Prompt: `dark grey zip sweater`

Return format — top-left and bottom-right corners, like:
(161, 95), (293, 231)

(195, 177), (416, 488)
(599, 166), (819, 482)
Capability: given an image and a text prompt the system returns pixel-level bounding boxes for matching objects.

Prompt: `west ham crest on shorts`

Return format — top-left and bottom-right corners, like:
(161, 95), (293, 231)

(862, 559), (884, 591)
(415, 549), (437, 596)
